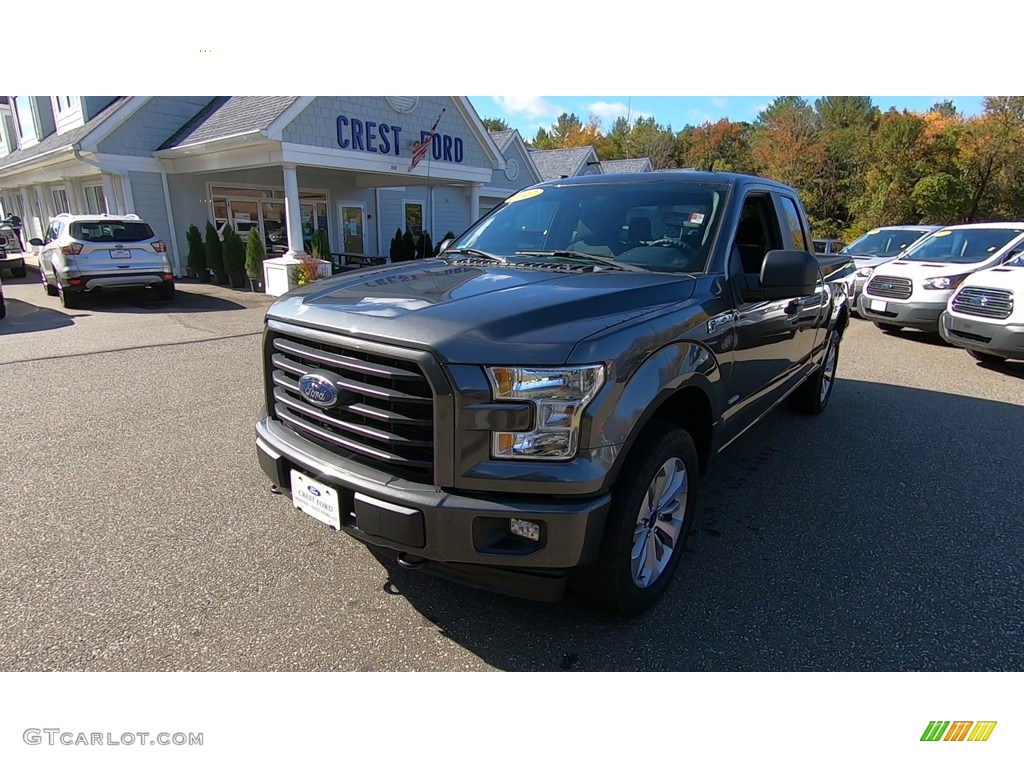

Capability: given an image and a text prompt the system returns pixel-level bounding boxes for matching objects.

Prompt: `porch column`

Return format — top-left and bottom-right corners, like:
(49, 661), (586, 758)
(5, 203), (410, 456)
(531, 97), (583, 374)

(468, 183), (481, 222)
(282, 163), (305, 258)
(67, 180), (85, 214)
(101, 173), (121, 215)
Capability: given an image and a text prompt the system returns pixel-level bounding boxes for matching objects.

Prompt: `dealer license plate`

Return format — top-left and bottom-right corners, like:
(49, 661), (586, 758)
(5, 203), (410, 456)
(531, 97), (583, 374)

(869, 299), (887, 312)
(109, 247), (132, 259)
(290, 470), (341, 530)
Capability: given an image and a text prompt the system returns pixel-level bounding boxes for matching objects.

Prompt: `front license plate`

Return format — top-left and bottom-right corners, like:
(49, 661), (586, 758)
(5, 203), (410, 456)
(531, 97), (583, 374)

(109, 248), (131, 259)
(290, 470), (341, 530)
(869, 299), (887, 312)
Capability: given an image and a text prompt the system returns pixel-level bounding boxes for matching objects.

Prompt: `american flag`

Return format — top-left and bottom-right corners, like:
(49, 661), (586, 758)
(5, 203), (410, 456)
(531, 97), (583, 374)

(408, 108), (445, 172)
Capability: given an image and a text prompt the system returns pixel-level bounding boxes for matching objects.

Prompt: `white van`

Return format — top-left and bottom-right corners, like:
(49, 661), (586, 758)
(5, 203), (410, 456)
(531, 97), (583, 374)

(940, 250), (1024, 364)
(857, 223), (1024, 333)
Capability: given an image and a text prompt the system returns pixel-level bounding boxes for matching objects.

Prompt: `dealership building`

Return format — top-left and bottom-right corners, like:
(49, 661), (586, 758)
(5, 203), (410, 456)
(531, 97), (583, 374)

(0, 96), (559, 274)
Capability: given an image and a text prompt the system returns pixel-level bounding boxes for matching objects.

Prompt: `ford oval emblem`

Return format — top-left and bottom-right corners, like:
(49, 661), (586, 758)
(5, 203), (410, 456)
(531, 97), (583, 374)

(307, 485), (322, 497)
(298, 373), (339, 408)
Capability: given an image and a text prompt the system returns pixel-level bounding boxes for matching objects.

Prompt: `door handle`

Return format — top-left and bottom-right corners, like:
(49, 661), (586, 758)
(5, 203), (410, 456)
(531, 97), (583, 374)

(784, 299), (800, 316)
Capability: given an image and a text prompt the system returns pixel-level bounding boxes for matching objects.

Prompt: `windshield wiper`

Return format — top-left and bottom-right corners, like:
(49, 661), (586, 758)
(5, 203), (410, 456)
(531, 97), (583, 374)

(514, 250), (646, 272)
(444, 247), (507, 263)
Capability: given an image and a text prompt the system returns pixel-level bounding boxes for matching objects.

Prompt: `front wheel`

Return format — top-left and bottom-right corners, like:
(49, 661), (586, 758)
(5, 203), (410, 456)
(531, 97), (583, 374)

(581, 421), (700, 617)
(789, 329), (840, 415)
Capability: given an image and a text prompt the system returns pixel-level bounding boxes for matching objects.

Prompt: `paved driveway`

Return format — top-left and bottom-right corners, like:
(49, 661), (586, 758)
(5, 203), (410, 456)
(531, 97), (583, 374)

(1, 272), (1022, 671)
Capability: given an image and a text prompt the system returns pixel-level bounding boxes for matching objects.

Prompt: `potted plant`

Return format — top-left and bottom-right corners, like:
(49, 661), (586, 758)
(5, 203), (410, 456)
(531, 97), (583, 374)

(245, 228), (267, 292)
(186, 224), (208, 282)
(205, 221), (227, 285)
(402, 229), (417, 262)
(291, 255), (327, 287)
(223, 226), (247, 289)
(389, 228), (403, 262)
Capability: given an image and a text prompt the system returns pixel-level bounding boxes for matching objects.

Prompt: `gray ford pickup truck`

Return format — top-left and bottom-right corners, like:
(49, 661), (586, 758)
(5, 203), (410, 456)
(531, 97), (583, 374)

(255, 172), (853, 615)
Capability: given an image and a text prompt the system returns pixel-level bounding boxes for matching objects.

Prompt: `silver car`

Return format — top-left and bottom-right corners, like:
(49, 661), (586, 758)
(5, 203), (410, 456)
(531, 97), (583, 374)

(31, 213), (175, 309)
(840, 225), (943, 314)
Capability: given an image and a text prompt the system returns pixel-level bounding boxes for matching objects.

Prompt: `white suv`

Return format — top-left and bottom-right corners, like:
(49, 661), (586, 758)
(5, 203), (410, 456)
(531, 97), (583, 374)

(857, 223), (1024, 334)
(940, 251), (1024, 365)
(31, 213), (175, 309)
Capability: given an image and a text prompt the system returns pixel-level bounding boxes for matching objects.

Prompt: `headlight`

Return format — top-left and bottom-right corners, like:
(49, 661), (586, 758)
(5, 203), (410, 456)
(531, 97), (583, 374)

(485, 365), (605, 460)
(923, 275), (967, 290)
(856, 267), (874, 278)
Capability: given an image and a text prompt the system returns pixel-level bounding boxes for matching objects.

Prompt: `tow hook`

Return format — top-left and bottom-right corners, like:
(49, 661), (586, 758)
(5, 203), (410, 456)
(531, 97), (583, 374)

(397, 553), (427, 570)
(270, 485), (283, 495)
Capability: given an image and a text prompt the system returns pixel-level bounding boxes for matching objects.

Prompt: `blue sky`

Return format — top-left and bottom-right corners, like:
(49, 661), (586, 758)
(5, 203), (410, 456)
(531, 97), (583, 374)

(468, 96), (987, 139)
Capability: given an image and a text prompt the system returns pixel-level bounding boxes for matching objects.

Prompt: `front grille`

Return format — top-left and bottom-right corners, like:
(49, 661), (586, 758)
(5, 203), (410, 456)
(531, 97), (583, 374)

(866, 275), (913, 300)
(952, 287), (1013, 320)
(267, 329), (435, 483)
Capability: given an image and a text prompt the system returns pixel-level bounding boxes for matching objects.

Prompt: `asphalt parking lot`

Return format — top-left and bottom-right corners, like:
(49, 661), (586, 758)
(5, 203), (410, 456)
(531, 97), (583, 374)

(1, 271), (1022, 671)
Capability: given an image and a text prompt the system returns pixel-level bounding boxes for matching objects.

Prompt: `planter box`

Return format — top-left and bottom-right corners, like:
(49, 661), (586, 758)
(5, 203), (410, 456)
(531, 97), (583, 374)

(263, 256), (331, 297)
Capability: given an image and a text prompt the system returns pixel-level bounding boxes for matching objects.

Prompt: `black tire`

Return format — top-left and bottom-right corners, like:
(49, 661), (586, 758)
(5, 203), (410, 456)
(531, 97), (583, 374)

(580, 421), (701, 617)
(155, 281), (175, 301)
(57, 280), (79, 309)
(873, 322), (901, 334)
(12, 266), (26, 278)
(789, 329), (840, 415)
(41, 264), (58, 296)
(968, 349), (1005, 367)
(0, 297), (6, 320)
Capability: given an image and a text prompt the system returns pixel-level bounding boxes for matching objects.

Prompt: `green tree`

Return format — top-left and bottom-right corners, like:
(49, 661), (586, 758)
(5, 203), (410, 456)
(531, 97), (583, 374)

(204, 221), (225, 282)
(481, 117), (510, 132)
(244, 227), (266, 278)
(185, 224), (206, 278)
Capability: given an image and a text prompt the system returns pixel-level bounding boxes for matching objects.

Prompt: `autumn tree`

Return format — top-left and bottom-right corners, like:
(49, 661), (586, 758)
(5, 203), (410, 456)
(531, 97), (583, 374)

(677, 119), (753, 173)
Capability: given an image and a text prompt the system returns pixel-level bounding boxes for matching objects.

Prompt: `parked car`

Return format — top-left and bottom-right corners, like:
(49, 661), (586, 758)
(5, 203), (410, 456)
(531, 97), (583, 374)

(255, 171), (852, 616)
(840, 225), (942, 314)
(0, 224), (26, 278)
(0, 272), (6, 320)
(858, 223), (1024, 334)
(30, 213), (176, 309)
(813, 238), (845, 255)
(940, 249), (1024, 364)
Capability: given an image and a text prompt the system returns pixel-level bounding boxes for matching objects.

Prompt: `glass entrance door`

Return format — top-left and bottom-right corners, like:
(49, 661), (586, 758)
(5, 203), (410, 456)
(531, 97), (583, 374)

(300, 201), (328, 252)
(339, 203), (365, 254)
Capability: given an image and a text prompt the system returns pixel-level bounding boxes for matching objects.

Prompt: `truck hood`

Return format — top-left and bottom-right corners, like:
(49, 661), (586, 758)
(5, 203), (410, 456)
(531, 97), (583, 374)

(266, 259), (696, 365)
(850, 253), (901, 270)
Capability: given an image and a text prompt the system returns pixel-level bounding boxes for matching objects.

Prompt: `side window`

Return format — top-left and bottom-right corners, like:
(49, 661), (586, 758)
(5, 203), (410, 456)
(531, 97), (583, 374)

(732, 193), (784, 276)
(43, 223), (57, 244)
(778, 196), (810, 253)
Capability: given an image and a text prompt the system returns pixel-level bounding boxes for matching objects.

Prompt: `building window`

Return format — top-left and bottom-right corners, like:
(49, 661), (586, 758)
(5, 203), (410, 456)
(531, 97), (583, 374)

(84, 185), (107, 215)
(51, 188), (71, 215)
(404, 202), (423, 236)
(13, 96), (36, 142)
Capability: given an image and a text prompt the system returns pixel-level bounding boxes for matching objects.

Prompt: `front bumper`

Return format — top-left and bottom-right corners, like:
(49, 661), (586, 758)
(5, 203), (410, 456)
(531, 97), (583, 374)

(940, 312), (1024, 360)
(857, 292), (948, 329)
(255, 414), (611, 600)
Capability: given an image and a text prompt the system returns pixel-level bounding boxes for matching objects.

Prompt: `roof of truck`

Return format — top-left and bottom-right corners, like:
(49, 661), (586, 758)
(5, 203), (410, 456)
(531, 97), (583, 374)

(537, 170), (794, 189)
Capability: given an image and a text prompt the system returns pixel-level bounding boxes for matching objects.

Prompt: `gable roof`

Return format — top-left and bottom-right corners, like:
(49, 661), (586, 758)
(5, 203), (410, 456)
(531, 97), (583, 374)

(488, 130), (516, 151)
(529, 146), (600, 181)
(159, 97), (299, 150)
(0, 97), (126, 171)
(601, 157), (653, 173)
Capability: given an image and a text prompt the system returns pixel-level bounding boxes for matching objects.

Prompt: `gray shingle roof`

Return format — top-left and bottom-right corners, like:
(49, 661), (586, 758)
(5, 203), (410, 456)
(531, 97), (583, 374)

(0, 97), (126, 171)
(159, 97), (298, 150)
(601, 157), (653, 173)
(488, 130), (516, 151)
(529, 147), (597, 181)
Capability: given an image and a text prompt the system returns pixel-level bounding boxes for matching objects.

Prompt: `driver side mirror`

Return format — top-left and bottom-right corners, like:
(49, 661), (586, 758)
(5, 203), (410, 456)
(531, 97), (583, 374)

(757, 249), (820, 300)
(29, 238), (43, 247)
(437, 238), (454, 255)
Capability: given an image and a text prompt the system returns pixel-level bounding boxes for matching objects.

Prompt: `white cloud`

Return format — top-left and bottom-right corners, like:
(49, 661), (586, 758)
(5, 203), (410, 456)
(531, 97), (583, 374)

(584, 101), (653, 123)
(711, 97), (729, 109)
(491, 96), (565, 120)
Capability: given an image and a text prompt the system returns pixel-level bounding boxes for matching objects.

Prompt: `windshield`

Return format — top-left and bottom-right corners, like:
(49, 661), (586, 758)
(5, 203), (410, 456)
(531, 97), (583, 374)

(841, 228), (930, 255)
(901, 228), (1024, 264)
(448, 180), (729, 273)
(71, 221), (155, 243)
